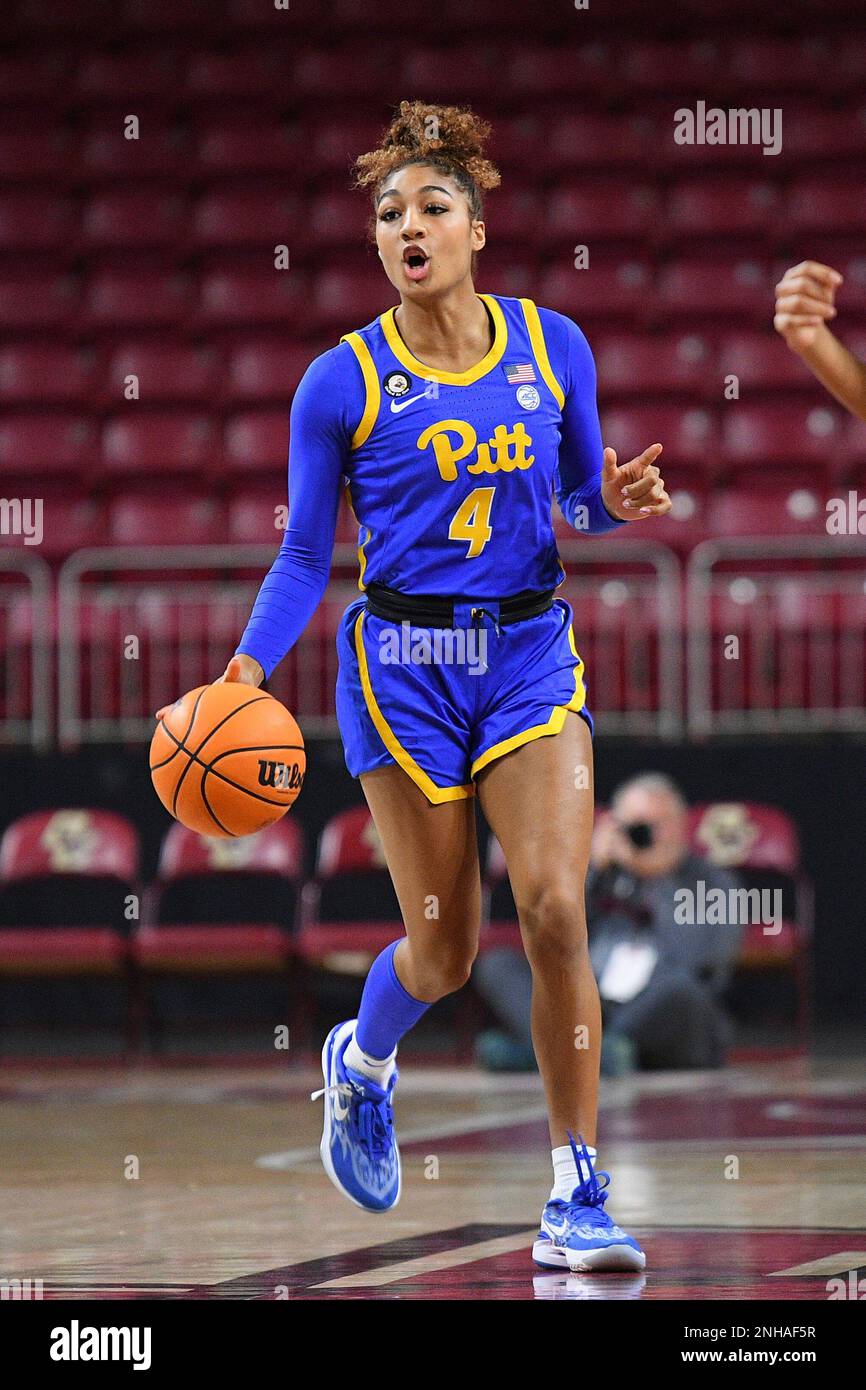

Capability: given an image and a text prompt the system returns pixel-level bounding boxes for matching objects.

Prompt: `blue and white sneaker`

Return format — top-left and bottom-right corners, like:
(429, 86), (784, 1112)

(532, 1133), (646, 1273)
(310, 1019), (401, 1213)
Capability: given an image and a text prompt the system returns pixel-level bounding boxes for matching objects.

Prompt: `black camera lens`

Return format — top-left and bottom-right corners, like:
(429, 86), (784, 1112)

(623, 821), (654, 849)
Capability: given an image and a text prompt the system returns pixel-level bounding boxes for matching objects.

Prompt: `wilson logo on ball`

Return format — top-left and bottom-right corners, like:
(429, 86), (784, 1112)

(257, 760), (304, 790)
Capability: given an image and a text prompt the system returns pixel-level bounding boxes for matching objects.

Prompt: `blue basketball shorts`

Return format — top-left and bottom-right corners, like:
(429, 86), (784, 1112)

(335, 593), (593, 805)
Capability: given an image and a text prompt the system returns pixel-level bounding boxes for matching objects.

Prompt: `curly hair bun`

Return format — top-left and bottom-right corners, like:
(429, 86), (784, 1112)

(353, 99), (501, 198)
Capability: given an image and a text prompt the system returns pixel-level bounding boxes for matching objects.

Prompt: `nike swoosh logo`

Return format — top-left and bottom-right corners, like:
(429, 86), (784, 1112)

(333, 1096), (350, 1121)
(390, 391), (432, 414)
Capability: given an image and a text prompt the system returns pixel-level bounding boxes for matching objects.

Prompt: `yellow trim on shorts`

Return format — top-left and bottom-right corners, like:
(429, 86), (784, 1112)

(518, 297), (566, 410)
(340, 331), (380, 449)
(470, 626), (587, 777)
(353, 611), (476, 804)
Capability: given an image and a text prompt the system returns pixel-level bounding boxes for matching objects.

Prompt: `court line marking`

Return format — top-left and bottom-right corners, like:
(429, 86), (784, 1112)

(257, 1126), (866, 1171)
(768, 1253), (866, 1277)
(255, 1101), (552, 1169)
(311, 1229), (538, 1288)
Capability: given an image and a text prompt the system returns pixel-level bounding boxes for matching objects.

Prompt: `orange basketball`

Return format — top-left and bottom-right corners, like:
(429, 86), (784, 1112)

(150, 683), (306, 838)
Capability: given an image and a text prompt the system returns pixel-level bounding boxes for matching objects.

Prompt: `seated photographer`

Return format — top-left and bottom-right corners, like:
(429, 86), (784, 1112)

(473, 773), (744, 1075)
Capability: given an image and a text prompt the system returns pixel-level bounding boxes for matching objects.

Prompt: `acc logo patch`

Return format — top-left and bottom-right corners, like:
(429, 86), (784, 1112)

(516, 385), (540, 411)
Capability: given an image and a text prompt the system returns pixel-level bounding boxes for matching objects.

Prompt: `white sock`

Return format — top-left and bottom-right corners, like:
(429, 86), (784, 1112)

(549, 1142), (597, 1203)
(343, 1033), (397, 1089)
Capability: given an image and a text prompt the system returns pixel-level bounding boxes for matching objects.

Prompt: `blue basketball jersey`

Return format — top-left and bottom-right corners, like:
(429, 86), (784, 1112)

(338, 293), (615, 597)
(236, 292), (623, 679)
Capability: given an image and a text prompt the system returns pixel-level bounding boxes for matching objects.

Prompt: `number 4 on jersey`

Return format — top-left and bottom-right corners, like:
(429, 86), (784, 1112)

(449, 487), (495, 558)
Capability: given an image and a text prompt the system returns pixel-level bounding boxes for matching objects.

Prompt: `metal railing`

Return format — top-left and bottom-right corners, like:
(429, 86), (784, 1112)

(0, 535), (851, 745)
(0, 550), (52, 749)
(687, 537), (866, 735)
(54, 540), (684, 745)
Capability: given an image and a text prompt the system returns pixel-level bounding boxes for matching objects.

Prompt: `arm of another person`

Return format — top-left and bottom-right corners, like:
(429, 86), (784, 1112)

(774, 260), (866, 420)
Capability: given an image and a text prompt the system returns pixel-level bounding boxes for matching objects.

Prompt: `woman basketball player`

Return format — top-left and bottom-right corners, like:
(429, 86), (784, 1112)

(158, 101), (670, 1273)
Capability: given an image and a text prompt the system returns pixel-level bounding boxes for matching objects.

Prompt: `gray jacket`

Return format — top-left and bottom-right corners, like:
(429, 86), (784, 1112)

(586, 853), (745, 997)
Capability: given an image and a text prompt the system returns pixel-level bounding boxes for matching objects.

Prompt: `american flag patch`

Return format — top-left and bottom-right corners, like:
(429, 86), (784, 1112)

(503, 361), (537, 384)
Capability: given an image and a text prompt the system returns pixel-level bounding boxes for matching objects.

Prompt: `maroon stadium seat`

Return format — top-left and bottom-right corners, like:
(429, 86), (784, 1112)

(727, 36), (836, 92)
(80, 117), (190, 181)
(543, 114), (651, 174)
(0, 129), (77, 183)
(595, 331), (713, 398)
(81, 188), (188, 251)
(622, 38), (727, 93)
(192, 189), (300, 249)
(776, 104), (866, 168)
(306, 117), (387, 176)
(711, 487), (826, 536)
(197, 266), (306, 329)
(507, 44), (610, 100)
(194, 119), (303, 178)
(306, 190), (370, 251)
(0, 272), (78, 331)
(311, 269), (392, 331)
(223, 411), (288, 473)
(537, 260), (653, 324)
(687, 801), (812, 1034)
(101, 413), (218, 477)
(721, 403), (845, 475)
(75, 50), (183, 103)
(298, 807), (403, 959)
(0, 809), (140, 1045)
(665, 178), (779, 240)
(0, 345), (97, 407)
(399, 46), (501, 105)
(108, 492), (226, 546)
(657, 259), (770, 323)
(0, 51), (72, 103)
(227, 489), (286, 546)
(716, 331), (820, 392)
(787, 177), (866, 235)
(132, 819), (305, 1049)
(545, 181), (659, 246)
(225, 341), (311, 405)
(601, 403), (719, 470)
(84, 267), (193, 331)
(294, 47), (393, 101)
(183, 48), (283, 103)
(488, 114), (552, 176)
(0, 193), (76, 253)
(102, 342), (223, 408)
(0, 414), (97, 478)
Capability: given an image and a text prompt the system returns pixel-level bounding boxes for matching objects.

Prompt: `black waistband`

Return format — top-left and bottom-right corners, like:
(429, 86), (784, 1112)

(364, 582), (555, 628)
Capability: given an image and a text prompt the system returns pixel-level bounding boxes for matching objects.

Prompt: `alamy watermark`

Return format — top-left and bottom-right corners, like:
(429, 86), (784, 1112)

(0, 497), (43, 546)
(379, 622), (489, 675)
(674, 880), (783, 935)
(674, 102), (782, 157)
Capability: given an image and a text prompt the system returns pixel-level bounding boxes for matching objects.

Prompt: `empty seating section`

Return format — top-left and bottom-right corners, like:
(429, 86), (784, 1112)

(0, 2), (863, 737)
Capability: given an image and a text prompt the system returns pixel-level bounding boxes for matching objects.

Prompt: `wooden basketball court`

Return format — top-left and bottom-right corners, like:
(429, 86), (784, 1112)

(1, 1052), (863, 1300)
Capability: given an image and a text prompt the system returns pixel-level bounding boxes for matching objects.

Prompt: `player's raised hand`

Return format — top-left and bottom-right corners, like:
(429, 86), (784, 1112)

(774, 260), (842, 352)
(601, 444), (670, 522)
(154, 654), (264, 722)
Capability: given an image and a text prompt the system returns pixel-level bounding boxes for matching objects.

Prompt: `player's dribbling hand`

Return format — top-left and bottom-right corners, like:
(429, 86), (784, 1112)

(154, 654), (264, 722)
(601, 443), (670, 522)
(774, 260), (842, 352)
